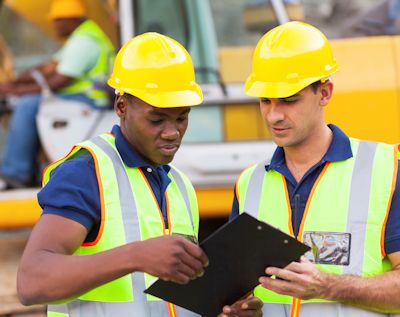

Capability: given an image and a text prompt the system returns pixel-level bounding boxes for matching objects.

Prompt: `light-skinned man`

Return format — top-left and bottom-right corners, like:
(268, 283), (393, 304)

(232, 21), (400, 316)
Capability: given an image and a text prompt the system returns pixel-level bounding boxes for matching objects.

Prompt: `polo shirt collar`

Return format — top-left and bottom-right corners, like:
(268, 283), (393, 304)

(266, 124), (353, 171)
(111, 125), (171, 173)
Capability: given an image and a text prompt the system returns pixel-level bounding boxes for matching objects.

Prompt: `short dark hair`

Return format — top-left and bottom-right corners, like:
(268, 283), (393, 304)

(310, 80), (322, 94)
(122, 93), (138, 104)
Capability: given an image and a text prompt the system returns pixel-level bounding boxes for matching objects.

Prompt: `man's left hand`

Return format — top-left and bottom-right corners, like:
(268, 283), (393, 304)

(219, 294), (263, 317)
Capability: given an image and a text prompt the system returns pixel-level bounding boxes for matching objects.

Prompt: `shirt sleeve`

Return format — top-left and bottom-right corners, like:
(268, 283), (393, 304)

(384, 160), (400, 254)
(229, 184), (240, 221)
(37, 151), (101, 241)
(56, 34), (100, 78)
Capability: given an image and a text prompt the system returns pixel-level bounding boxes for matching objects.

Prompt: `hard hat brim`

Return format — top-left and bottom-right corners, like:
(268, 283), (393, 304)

(109, 82), (203, 108)
(244, 70), (338, 99)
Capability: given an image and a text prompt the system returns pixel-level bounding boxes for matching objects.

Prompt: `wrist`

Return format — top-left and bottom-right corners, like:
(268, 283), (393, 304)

(320, 272), (339, 300)
(126, 241), (144, 273)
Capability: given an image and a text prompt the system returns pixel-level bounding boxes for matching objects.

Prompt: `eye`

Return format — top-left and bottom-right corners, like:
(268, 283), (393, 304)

(283, 99), (298, 104)
(261, 98), (271, 105)
(149, 119), (163, 125)
(177, 115), (188, 123)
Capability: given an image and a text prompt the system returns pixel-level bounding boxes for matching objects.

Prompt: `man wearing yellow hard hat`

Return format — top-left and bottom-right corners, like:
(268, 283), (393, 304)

(232, 21), (400, 315)
(17, 32), (263, 317)
(0, 0), (114, 189)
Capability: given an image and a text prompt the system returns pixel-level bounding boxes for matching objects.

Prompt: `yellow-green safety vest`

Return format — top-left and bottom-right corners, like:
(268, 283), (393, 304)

(236, 138), (400, 317)
(59, 20), (115, 107)
(44, 133), (200, 317)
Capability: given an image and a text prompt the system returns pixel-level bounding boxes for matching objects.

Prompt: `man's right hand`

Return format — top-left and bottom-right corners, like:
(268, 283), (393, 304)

(133, 235), (209, 284)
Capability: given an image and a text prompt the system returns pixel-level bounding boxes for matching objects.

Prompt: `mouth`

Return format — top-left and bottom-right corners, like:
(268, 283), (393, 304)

(270, 127), (290, 136)
(159, 144), (180, 156)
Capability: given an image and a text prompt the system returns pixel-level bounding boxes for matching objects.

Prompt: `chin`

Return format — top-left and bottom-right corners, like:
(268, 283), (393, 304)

(154, 154), (174, 166)
(161, 157), (174, 165)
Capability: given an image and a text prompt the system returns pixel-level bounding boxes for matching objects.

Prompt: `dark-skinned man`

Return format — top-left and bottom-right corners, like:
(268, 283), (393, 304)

(17, 32), (263, 317)
(0, 0), (114, 189)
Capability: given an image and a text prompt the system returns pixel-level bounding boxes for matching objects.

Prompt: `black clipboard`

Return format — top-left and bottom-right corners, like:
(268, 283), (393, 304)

(145, 212), (310, 316)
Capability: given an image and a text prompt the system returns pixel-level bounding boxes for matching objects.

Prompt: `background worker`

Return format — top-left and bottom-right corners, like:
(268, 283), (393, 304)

(17, 32), (262, 317)
(232, 21), (400, 316)
(0, 0), (115, 189)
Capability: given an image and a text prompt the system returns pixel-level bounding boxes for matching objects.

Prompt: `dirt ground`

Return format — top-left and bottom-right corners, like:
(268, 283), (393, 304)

(0, 230), (45, 316)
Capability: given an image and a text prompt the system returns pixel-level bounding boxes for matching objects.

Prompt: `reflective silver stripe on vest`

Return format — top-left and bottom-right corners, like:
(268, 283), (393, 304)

(92, 135), (150, 315)
(48, 303), (68, 315)
(243, 161), (269, 217)
(299, 302), (391, 317)
(169, 165), (195, 232)
(262, 303), (291, 316)
(344, 140), (377, 276)
(49, 136), (199, 316)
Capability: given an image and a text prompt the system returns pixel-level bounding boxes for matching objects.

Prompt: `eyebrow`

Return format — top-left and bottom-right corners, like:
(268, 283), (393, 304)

(148, 109), (190, 117)
(261, 94), (301, 101)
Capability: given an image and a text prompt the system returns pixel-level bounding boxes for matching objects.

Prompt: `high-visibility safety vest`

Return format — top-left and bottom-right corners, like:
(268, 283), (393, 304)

(43, 133), (200, 317)
(236, 138), (400, 317)
(59, 20), (115, 107)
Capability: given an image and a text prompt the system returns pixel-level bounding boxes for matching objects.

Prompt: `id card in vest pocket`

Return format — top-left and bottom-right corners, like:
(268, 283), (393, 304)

(303, 231), (351, 265)
(173, 232), (199, 245)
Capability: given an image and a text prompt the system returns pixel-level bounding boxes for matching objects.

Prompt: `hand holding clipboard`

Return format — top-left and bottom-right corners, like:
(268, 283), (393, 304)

(145, 212), (310, 316)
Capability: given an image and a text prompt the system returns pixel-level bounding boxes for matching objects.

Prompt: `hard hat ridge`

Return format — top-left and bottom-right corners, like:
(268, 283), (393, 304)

(48, 0), (87, 20)
(245, 21), (339, 98)
(108, 32), (203, 108)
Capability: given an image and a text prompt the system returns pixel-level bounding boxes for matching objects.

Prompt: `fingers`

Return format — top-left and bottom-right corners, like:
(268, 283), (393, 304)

(220, 295), (263, 317)
(176, 238), (208, 277)
(178, 253), (205, 278)
(240, 297), (263, 310)
(181, 238), (209, 267)
(160, 236), (209, 283)
(168, 270), (194, 284)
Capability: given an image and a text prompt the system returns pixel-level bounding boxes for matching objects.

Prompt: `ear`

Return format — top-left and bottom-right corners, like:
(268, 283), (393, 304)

(114, 95), (127, 119)
(319, 81), (334, 107)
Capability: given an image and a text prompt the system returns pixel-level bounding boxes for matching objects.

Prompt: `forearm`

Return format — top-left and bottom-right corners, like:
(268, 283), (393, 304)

(17, 242), (142, 305)
(15, 61), (57, 84)
(323, 269), (400, 313)
(10, 83), (42, 95)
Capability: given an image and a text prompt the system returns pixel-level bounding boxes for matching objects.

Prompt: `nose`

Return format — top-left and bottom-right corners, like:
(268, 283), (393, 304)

(161, 123), (180, 140)
(262, 101), (284, 125)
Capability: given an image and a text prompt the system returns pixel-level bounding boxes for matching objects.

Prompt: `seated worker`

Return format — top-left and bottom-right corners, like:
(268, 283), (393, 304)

(0, 0), (115, 189)
(17, 32), (263, 317)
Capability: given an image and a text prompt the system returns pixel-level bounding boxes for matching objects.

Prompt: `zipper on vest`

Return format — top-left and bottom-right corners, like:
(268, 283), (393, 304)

(294, 194), (300, 238)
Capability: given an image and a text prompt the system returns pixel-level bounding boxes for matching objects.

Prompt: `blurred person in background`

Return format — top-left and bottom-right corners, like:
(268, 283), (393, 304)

(0, 0), (115, 189)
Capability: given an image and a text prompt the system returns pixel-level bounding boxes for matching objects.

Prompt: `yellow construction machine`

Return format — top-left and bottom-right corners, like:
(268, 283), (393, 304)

(1, 0), (400, 233)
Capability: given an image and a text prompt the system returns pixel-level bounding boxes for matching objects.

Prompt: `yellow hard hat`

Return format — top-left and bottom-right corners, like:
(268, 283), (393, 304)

(245, 21), (339, 98)
(48, 0), (87, 20)
(108, 32), (203, 108)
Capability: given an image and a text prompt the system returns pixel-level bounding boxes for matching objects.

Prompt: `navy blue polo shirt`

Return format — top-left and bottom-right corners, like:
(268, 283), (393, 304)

(231, 124), (400, 254)
(38, 125), (172, 243)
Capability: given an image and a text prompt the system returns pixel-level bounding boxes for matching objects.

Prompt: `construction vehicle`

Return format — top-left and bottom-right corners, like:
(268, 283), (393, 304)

(1, 0), (400, 315)
(2, 0), (400, 227)
(2, 0), (400, 230)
